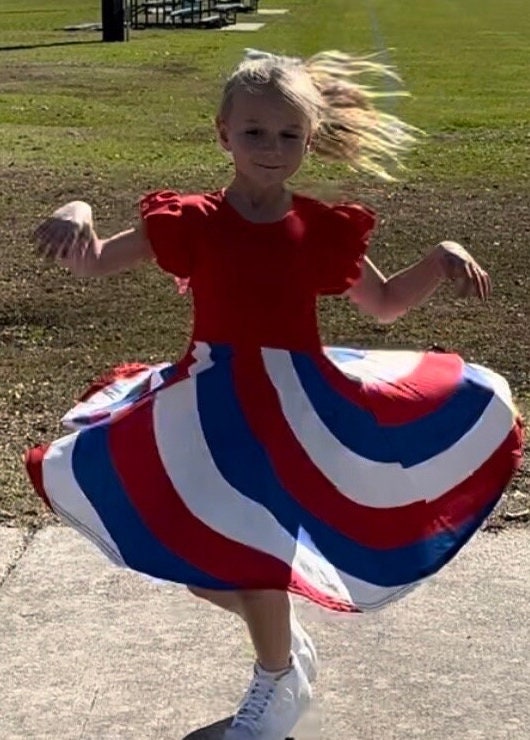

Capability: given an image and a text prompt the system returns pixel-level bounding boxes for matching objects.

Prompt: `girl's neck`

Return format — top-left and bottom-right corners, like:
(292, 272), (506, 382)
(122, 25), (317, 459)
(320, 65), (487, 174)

(224, 179), (293, 223)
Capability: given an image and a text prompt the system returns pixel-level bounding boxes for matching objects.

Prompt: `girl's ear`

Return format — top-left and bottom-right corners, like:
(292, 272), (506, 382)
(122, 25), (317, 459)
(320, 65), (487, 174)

(216, 116), (231, 152)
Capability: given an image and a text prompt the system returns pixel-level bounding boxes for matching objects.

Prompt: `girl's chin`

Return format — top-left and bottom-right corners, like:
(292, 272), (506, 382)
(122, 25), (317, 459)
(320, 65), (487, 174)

(250, 167), (290, 183)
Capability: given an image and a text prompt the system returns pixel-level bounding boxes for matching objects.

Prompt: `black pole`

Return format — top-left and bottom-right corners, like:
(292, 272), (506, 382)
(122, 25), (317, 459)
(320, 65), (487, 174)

(101, 0), (127, 42)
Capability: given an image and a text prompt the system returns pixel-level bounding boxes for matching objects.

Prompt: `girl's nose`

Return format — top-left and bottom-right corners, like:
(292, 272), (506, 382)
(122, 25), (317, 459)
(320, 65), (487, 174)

(260, 134), (281, 152)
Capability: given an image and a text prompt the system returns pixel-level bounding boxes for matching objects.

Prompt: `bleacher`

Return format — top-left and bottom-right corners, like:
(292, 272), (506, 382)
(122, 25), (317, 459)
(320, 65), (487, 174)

(129, 0), (260, 30)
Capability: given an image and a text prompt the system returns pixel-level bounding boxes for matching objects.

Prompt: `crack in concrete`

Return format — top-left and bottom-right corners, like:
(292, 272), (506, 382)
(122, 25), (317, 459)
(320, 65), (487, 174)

(0, 525), (39, 589)
(77, 686), (100, 739)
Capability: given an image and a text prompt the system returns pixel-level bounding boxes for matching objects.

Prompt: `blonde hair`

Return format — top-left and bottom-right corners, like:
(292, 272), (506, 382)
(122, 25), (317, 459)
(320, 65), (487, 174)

(219, 49), (422, 181)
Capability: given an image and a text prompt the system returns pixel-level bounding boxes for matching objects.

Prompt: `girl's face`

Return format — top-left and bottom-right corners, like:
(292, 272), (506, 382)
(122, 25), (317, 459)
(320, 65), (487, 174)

(217, 86), (311, 188)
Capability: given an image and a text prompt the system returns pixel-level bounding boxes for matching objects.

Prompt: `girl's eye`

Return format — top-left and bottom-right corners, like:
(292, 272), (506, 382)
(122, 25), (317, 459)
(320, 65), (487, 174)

(282, 133), (300, 139)
(245, 129), (261, 136)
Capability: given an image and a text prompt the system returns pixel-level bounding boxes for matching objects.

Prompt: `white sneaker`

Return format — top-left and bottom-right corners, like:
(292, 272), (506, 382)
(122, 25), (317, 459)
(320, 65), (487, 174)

(224, 654), (312, 740)
(290, 601), (318, 683)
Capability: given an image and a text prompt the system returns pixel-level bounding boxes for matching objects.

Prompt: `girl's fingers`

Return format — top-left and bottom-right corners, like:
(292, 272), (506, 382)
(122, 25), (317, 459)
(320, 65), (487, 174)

(467, 264), (490, 302)
(34, 218), (64, 245)
(465, 263), (480, 299)
(485, 272), (493, 298)
(474, 273), (484, 301)
(42, 224), (68, 257)
(470, 264), (486, 301)
(39, 234), (60, 259)
(479, 269), (492, 300)
(34, 224), (57, 253)
(451, 258), (492, 302)
(79, 221), (93, 243)
(439, 246), (491, 302)
(471, 268), (484, 300)
(444, 253), (459, 281)
(32, 223), (49, 243)
(36, 220), (82, 260)
(57, 239), (74, 260)
(477, 269), (487, 301)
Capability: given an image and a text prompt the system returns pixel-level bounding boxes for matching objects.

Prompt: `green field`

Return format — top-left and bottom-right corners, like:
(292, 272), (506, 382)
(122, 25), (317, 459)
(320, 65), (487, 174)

(0, 0), (528, 525)
(1, 0), (529, 181)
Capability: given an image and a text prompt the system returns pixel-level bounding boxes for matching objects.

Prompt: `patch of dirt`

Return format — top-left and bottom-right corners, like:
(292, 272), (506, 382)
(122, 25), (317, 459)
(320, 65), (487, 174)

(0, 61), (200, 99)
(0, 168), (528, 529)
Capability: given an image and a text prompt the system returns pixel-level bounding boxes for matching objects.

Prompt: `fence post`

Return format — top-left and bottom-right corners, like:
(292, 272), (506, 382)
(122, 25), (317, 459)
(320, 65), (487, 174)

(101, 0), (128, 42)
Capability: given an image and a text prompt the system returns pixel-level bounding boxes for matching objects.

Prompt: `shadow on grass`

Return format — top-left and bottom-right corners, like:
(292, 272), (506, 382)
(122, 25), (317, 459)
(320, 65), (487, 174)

(0, 40), (102, 52)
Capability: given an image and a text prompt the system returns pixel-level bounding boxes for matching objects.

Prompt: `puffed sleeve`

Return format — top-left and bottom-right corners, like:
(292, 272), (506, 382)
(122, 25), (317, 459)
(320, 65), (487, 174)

(314, 203), (376, 295)
(139, 190), (193, 278)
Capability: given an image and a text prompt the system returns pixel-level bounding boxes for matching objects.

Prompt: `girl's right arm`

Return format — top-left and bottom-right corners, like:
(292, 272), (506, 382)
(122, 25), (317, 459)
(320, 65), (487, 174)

(33, 201), (154, 277)
(62, 226), (153, 277)
(347, 241), (491, 323)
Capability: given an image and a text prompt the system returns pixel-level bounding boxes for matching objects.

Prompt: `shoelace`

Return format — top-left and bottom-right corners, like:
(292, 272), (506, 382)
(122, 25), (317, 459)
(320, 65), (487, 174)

(232, 672), (276, 731)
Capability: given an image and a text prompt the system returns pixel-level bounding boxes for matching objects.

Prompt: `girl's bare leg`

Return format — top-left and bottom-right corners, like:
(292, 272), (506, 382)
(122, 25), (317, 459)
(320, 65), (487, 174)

(238, 589), (291, 672)
(188, 586), (291, 672)
(188, 585), (243, 615)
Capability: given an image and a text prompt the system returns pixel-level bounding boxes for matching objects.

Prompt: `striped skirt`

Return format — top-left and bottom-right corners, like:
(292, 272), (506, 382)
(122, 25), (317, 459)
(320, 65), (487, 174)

(25, 343), (523, 612)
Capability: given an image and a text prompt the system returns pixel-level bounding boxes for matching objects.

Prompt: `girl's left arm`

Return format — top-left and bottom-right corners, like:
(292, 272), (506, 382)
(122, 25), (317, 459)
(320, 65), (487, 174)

(346, 241), (491, 324)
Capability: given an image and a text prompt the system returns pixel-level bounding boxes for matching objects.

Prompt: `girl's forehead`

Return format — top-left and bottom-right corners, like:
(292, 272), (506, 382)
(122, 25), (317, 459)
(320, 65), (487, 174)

(228, 87), (310, 127)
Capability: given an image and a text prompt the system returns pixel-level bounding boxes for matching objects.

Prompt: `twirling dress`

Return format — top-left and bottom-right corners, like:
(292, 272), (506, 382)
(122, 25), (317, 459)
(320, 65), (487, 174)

(25, 190), (523, 613)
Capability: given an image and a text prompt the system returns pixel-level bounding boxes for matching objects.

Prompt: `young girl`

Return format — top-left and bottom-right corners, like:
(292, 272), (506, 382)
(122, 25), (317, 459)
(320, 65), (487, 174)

(27, 50), (522, 739)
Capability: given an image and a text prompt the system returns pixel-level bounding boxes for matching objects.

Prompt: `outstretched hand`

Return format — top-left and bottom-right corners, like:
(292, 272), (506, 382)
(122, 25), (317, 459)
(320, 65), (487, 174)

(33, 201), (96, 262)
(437, 241), (492, 301)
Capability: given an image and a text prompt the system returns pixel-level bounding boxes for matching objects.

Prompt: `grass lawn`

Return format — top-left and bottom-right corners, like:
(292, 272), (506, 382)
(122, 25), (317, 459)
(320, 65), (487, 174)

(0, 0), (528, 526)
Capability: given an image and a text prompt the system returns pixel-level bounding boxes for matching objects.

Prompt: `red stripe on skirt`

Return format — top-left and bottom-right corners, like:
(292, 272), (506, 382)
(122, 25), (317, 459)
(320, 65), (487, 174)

(317, 351), (464, 425)
(107, 382), (296, 589)
(25, 445), (54, 511)
(232, 350), (520, 550)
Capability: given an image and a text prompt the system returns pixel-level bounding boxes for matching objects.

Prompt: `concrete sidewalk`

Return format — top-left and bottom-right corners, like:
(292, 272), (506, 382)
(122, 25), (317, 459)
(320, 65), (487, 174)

(1, 527), (528, 739)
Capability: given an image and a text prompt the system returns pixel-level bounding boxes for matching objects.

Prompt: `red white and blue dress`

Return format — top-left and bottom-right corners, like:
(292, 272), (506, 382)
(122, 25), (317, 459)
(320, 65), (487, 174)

(25, 191), (523, 613)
